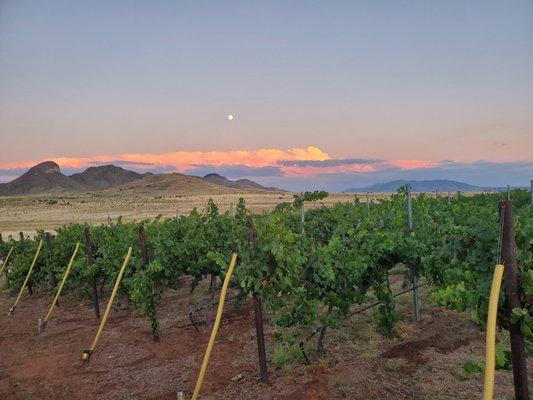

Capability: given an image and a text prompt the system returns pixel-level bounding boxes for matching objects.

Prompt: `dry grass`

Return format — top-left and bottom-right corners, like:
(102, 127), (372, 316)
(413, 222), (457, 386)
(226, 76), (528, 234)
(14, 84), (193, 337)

(0, 191), (387, 238)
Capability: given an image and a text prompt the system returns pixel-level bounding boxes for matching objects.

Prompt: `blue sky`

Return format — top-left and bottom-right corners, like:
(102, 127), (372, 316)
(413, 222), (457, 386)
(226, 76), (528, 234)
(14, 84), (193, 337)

(1, 1), (532, 190)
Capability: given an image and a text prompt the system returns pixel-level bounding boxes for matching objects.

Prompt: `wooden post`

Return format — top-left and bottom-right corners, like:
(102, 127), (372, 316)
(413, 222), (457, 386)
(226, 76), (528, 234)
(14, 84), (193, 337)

(138, 225), (159, 341)
(406, 184), (420, 321)
(246, 216), (268, 382)
(45, 232), (52, 251)
(530, 180), (532, 205)
(253, 296), (268, 382)
(138, 225), (150, 270)
(0, 232), (3, 244)
(500, 200), (529, 400)
(507, 184), (511, 200)
(19, 232), (24, 241)
(84, 227), (100, 319)
(366, 192), (370, 210)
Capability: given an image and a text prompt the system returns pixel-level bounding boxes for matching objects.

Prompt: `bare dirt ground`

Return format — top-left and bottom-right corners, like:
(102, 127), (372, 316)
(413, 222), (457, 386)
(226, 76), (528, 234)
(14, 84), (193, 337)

(0, 277), (525, 400)
(0, 192), (380, 238)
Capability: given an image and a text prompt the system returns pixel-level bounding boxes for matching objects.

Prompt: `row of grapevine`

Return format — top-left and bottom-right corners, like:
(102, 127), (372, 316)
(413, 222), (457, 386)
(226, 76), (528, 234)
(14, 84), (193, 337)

(0, 190), (531, 368)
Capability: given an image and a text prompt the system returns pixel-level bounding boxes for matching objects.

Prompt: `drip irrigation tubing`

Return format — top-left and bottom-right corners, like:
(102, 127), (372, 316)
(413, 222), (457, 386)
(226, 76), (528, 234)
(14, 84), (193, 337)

(305, 281), (429, 343)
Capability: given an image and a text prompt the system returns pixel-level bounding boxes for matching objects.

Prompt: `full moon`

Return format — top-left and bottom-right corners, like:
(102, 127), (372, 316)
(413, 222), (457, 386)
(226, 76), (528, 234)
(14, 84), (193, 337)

(227, 114), (234, 121)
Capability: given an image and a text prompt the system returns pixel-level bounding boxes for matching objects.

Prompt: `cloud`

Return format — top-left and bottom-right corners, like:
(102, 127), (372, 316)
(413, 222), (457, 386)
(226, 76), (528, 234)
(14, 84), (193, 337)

(274, 158), (381, 176)
(266, 160), (533, 191)
(0, 145), (330, 172)
(278, 158), (382, 167)
(0, 167), (30, 183)
(184, 165), (283, 178)
(281, 163), (377, 176)
(0, 174), (21, 183)
(388, 160), (439, 170)
(1, 146), (531, 191)
(276, 158), (438, 176)
(87, 160), (160, 167)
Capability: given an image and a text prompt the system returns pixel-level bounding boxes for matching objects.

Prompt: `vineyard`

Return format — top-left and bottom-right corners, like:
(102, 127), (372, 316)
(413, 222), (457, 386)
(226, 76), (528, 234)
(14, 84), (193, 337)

(0, 189), (531, 398)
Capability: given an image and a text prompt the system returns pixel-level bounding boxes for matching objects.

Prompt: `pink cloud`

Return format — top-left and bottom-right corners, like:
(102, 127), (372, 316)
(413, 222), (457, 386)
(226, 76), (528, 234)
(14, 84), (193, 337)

(0, 146), (446, 178)
(0, 146), (330, 172)
(281, 164), (377, 176)
(388, 160), (439, 170)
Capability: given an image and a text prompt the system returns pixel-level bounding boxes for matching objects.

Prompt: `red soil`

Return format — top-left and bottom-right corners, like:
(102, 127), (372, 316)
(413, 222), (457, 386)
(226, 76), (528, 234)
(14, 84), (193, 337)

(0, 279), (519, 400)
(0, 287), (260, 399)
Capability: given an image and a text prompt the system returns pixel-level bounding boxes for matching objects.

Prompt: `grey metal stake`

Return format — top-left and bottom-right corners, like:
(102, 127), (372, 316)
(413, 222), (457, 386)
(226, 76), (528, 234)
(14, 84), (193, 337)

(406, 185), (413, 230)
(412, 275), (420, 320)
(406, 184), (421, 321)
(366, 192), (370, 210)
(507, 184), (511, 200)
(300, 204), (305, 234)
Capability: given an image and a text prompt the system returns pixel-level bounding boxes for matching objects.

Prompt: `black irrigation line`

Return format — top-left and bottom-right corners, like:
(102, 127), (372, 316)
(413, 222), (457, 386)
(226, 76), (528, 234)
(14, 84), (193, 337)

(306, 281), (429, 341)
(176, 275), (193, 284)
(191, 294), (241, 314)
(300, 281), (429, 363)
(174, 272), (245, 331)
(188, 294), (242, 332)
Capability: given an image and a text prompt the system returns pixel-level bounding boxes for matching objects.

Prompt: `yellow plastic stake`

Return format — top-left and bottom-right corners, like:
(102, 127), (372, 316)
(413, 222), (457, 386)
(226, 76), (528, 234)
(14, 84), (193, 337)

(0, 246), (14, 276)
(41, 243), (80, 329)
(81, 246), (132, 361)
(9, 240), (43, 315)
(191, 253), (238, 400)
(483, 264), (505, 400)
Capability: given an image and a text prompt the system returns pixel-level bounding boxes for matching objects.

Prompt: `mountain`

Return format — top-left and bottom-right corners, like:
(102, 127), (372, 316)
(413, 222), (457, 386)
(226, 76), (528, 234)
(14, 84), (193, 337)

(0, 162), (283, 196)
(347, 179), (488, 193)
(202, 173), (281, 191)
(0, 161), (88, 195)
(110, 173), (236, 195)
(70, 165), (150, 190)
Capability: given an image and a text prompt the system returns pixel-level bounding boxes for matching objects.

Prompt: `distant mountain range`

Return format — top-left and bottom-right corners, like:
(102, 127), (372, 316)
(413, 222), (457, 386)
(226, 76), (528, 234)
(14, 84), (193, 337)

(1, 163), (511, 196)
(347, 179), (495, 193)
(0, 161), (282, 196)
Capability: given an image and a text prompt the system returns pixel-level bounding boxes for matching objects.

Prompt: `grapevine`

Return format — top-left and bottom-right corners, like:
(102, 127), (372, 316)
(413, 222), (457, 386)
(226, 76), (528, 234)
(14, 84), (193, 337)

(0, 189), (531, 355)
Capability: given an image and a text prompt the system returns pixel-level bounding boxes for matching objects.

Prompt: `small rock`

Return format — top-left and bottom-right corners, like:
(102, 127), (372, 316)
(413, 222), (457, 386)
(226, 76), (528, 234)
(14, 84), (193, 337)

(231, 373), (244, 382)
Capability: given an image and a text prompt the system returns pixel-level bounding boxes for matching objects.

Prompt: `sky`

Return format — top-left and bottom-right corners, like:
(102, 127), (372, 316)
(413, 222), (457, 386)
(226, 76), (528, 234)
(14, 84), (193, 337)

(1, 0), (532, 190)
